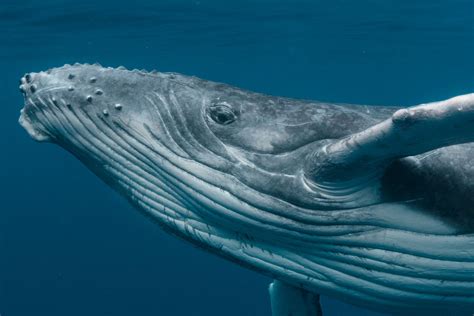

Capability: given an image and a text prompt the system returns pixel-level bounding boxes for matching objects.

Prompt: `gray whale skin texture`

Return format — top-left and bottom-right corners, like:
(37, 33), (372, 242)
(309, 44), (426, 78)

(18, 64), (474, 316)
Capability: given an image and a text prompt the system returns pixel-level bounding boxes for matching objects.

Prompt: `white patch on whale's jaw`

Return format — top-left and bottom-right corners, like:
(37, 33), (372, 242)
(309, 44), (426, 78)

(19, 108), (53, 142)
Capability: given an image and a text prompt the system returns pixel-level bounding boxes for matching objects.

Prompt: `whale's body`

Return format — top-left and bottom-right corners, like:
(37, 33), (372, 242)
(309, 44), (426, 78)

(19, 64), (474, 315)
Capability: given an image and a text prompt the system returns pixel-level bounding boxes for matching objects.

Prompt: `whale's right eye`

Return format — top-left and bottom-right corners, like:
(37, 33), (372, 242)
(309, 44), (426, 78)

(209, 102), (237, 125)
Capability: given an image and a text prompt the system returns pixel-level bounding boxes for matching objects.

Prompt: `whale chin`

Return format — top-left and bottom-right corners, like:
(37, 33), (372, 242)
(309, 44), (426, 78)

(19, 107), (53, 142)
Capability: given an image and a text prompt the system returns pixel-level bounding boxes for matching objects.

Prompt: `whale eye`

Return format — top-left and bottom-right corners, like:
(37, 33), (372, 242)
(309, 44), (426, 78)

(209, 102), (237, 125)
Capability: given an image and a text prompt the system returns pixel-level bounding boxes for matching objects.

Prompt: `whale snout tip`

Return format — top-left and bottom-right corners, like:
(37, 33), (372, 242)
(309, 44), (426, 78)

(18, 72), (55, 142)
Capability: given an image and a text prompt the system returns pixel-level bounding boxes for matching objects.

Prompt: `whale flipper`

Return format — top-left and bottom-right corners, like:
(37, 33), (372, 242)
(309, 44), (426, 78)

(269, 280), (323, 316)
(307, 93), (474, 183)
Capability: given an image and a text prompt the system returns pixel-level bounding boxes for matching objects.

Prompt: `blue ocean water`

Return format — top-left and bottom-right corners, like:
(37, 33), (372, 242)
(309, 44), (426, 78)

(1, 0), (473, 315)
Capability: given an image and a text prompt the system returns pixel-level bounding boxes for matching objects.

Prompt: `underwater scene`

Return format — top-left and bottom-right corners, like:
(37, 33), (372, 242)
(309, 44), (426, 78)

(1, 0), (473, 315)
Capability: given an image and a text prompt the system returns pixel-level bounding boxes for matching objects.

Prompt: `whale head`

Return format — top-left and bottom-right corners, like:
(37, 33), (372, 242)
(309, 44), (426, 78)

(19, 63), (362, 214)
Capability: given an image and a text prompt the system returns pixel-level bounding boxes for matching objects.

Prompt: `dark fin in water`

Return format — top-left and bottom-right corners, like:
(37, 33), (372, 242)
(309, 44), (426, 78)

(269, 280), (323, 316)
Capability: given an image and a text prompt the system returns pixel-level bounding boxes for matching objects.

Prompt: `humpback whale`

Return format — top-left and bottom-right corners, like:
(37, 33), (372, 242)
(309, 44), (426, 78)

(18, 64), (474, 315)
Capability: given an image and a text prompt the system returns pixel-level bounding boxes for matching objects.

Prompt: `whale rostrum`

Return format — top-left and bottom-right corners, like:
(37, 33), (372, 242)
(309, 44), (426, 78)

(19, 64), (474, 315)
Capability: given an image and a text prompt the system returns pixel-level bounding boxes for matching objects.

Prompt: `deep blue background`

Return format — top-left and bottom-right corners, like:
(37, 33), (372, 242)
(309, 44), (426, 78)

(1, 0), (473, 315)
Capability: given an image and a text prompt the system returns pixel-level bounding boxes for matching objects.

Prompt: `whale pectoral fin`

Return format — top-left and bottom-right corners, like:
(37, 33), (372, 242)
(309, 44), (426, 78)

(269, 280), (323, 316)
(307, 93), (474, 182)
